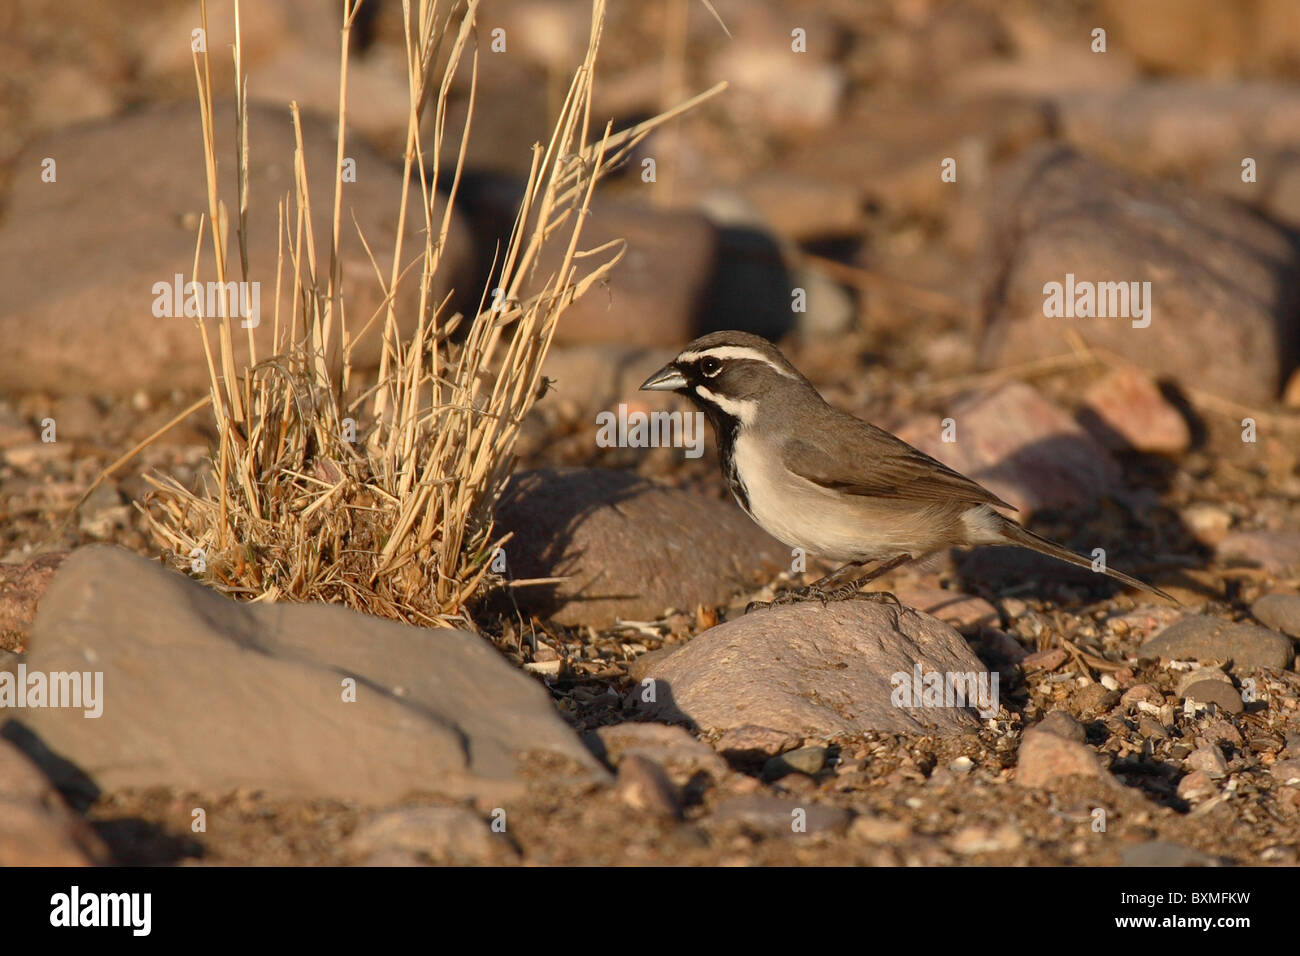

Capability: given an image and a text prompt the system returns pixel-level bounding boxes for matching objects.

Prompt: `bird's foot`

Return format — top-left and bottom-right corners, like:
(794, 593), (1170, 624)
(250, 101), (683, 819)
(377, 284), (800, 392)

(745, 584), (825, 613)
(849, 589), (901, 606)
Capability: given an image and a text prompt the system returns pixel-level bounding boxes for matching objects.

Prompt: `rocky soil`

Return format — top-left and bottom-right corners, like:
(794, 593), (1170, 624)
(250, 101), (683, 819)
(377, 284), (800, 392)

(4, 0), (1300, 866)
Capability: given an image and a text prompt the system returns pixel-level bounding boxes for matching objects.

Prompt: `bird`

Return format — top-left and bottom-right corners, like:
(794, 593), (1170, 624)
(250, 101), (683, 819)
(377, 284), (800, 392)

(639, 330), (1175, 608)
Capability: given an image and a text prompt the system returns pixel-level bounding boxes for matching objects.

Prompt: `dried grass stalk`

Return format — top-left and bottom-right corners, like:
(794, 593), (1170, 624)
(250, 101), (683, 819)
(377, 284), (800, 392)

(141, 0), (723, 627)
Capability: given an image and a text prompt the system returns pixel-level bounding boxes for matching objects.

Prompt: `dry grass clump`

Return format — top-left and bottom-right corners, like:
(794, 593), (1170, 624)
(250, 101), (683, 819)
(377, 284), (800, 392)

(141, 0), (721, 626)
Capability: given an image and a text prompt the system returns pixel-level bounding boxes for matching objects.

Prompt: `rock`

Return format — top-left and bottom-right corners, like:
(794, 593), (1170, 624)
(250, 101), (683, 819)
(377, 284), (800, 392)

(1187, 744), (1229, 779)
(710, 795), (851, 835)
(1174, 668), (1233, 697)
(253, 44), (411, 144)
(849, 814), (912, 844)
(586, 723), (727, 785)
(1138, 716), (1170, 739)
(0, 406), (33, 450)
(0, 102), (472, 395)
(714, 725), (803, 765)
(705, 0), (845, 130)
(641, 602), (990, 737)
(0, 552), (67, 651)
(1099, 0), (1300, 77)
(1252, 593), (1300, 638)
(1139, 616), (1294, 673)
(782, 98), (1049, 221)
(1031, 710), (1086, 744)
(1056, 81), (1300, 183)
(1079, 366), (1190, 455)
(947, 21), (1136, 99)
(133, 0), (293, 79)
(894, 586), (998, 630)
(1020, 648), (1068, 672)
(15, 546), (604, 804)
(1270, 758), (1300, 786)
(1182, 504), (1234, 545)
(761, 746), (827, 781)
(463, 185), (719, 349)
(0, 737), (108, 866)
(77, 483), (130, 538)
(1121, 684), (1164, 707)
(950, 823), (1023, 855)
(614, 755), (681, 818)
(978, 628), (1028, 664)
(1182, 680), (1244, 716)
(1218, 531), (1300, 576)
(739, 172), (864, 241)
(1120, 839), (1224, 867)
(538, 344), (685, 419)
(788, 264), (856, 337)
(627, 647), (678, 684)
(492, 468), (785, 628)
(895, 381), (1120, 516)
(47, 395), (103, 443)
(3, 442), (71, 471)
(1016, 725), (1108, 790)
(709, 48), (845, 131)
(1177, 769), (1217, 802)
(345, 806), (516, 866)
(978, 145), (1300, 405)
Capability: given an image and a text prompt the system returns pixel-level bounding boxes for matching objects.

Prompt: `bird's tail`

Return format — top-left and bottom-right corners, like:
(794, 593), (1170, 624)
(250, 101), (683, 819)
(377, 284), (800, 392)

(992, 515), (1178, 604)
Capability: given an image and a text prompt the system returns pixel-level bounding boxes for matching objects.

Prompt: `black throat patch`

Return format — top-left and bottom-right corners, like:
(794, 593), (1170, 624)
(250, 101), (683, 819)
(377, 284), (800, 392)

(714, 417), (752, 517)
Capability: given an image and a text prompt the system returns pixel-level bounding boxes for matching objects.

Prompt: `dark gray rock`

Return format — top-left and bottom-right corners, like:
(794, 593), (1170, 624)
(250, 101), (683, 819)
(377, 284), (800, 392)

(711, 795), (851, 835)
(640, 601), (990, 736)
(1252, 593), (1300, 638)
(1139, 615), (1294, 672)
(979, 145), (1300, 405)
(13, 546), (604, 805)
(894, 381), (1120, 517)
(345, 806), (517, 866)
(492, 468), (786, 628)
(1218, 531), (1300, 576)
(585, 722), (727, 785)
(0, 102), (472, 395)
(1181, 680), (1244, 715)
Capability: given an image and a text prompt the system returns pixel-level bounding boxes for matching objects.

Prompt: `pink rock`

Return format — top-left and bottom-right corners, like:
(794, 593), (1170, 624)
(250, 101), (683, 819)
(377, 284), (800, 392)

(896, 585), (999, 630)
(1080, 366), (1191, 454)
(895, 381), (1120, 517)
(1015, 728), (1109, 790)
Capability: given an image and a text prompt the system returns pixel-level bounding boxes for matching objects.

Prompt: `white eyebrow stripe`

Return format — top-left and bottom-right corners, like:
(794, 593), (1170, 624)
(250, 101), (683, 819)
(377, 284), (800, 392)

(695, 385), (757, 425)
(677, 346), (799, 379)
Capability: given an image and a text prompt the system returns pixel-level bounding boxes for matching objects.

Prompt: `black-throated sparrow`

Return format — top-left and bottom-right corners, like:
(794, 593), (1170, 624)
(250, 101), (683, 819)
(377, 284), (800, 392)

(640, 330), (1174, 606)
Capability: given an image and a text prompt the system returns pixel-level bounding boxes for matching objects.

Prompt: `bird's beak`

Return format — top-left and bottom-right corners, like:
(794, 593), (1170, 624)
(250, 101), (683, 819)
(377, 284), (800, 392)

(639, 363), (688, 392)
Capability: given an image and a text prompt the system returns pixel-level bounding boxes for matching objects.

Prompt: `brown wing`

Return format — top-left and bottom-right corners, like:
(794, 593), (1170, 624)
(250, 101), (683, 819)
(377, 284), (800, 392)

(781, 420), (1017, 511)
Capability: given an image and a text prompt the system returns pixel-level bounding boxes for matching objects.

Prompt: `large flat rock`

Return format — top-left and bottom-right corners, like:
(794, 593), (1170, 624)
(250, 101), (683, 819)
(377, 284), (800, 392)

(0, 101), (472, 395)
(8, 546), (603, 805)
(640, 601), (990, 737)
(493, 468), (787, 627)
(978, 145), (1300, 404)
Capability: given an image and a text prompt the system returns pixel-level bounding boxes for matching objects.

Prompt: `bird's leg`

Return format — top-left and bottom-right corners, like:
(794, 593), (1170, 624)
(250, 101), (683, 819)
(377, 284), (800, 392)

(745, 561), (865, 613)
(825, 553), (913, 603)
(746, 554), (913, 612)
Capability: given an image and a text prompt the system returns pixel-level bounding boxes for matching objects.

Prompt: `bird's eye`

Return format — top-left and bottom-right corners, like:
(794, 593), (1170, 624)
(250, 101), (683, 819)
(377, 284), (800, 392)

(699, 357), (722, 377)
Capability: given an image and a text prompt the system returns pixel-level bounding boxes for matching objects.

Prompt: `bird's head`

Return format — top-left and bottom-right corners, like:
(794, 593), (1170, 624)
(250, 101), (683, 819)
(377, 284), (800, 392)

(639, 331), (810, 427)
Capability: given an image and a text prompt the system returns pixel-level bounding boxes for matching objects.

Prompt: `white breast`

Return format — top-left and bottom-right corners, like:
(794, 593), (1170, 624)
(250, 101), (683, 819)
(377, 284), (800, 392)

(730, 431), (959, 562)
